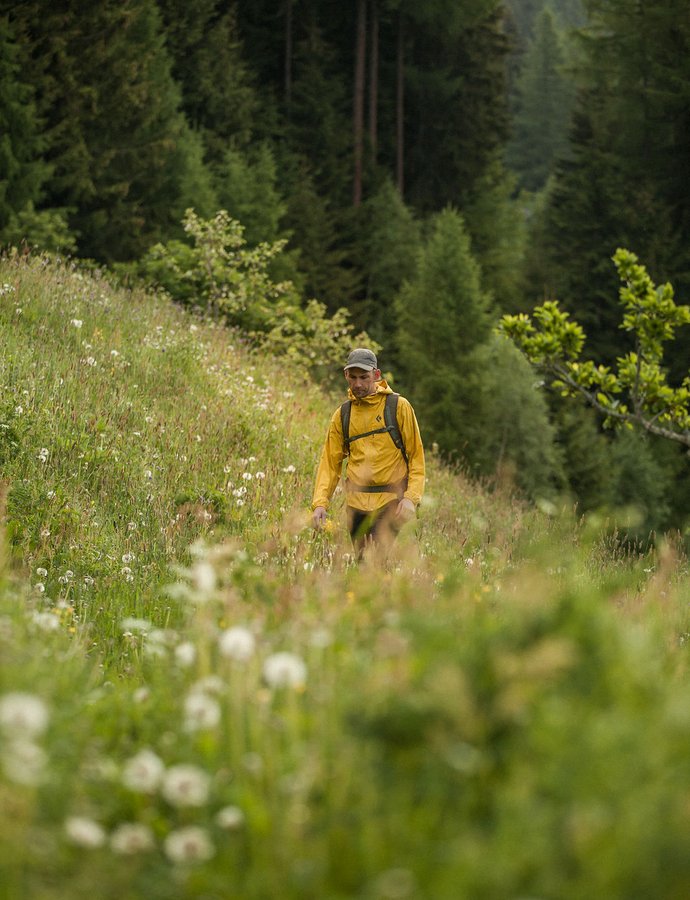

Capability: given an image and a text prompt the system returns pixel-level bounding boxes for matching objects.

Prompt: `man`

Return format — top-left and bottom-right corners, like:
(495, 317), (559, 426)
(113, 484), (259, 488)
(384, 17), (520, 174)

(311, 347), (425, 553)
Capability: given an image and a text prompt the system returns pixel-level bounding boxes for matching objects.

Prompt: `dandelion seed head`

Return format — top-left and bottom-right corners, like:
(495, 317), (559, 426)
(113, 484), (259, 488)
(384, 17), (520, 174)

(215, 805), (245, 830)
(190, 560), (216, 596)
(218, 626), (256, 662)
(164, 826), (214, 864)
(110, 823), (155, 855)
(2, 739), (48, 785)
(120, 617), (150, 634)
(31, 610), (60, 632)
(263, 652), (307, 690)
(174, 641), (197, 668)
(161, 764), (210, 807)
(184, 692), (221, 732)
(64, 816), (106, 849)
(0, 692), (50, 738)
(122, 748), (165, 793)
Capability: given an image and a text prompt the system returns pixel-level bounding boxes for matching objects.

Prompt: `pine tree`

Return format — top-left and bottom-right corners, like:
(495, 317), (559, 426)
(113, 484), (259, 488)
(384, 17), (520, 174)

(505, 7), (574, 192)
(394, 207), (493, 456)
(356, 177), (421, 344)
(4, 0), (216, 262)
(156, 0), (259, 165)
(0, 15), (48, 233)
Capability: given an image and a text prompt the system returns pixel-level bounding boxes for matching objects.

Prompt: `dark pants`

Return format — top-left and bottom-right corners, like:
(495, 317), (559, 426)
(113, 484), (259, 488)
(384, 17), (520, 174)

(347, 500), (401, 556)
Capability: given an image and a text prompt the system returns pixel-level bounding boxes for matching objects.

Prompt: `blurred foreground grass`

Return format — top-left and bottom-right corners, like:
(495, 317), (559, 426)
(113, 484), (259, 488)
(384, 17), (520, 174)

(1, 254), (690, 898)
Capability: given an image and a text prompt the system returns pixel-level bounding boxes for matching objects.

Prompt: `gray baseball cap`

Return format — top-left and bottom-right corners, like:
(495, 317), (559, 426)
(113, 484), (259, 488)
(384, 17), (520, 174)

(344, 348), (378, 371)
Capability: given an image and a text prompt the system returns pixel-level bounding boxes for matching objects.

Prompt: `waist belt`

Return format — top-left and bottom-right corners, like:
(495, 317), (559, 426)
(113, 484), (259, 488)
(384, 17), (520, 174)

(345, 476), (408, 499)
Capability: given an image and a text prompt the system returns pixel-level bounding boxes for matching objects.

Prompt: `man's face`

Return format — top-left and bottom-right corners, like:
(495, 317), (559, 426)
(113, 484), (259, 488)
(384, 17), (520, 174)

(344, 366), (380, 398)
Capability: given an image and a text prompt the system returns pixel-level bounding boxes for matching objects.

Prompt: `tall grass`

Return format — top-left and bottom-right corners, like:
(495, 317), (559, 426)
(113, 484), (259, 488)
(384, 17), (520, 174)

(1, 253), (690, 898)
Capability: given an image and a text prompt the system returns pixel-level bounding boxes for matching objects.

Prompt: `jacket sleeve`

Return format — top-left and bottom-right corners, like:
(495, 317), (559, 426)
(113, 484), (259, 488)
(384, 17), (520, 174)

(398, 397), (425, 506)
(311, 408), (346, 510)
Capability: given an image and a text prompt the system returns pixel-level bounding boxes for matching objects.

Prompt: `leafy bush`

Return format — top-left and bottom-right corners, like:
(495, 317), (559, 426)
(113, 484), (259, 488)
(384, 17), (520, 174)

(138, 209), (374, 377)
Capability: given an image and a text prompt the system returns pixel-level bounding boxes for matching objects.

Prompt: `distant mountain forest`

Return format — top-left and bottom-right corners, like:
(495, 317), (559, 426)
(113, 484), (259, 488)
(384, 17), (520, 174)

(3, 0), (690, 535)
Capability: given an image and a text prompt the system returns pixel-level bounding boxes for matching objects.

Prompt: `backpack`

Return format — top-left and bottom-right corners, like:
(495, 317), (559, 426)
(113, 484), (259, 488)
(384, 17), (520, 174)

(340, 392), (408, 466)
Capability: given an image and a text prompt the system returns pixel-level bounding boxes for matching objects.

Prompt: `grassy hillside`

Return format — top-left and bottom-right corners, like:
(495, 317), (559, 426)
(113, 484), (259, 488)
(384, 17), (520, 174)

(2, 252), (690, 898)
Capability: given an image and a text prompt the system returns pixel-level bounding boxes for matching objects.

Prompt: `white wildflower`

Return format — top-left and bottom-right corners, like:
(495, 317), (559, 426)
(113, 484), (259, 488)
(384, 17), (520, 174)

(255, 471), (265, 480)
(215, 805), (245, 830)
(122, 552), (135, 564)
(36, 567), (48, 577)
(262, 652), (307, 690)
(190, 560), (216, 595)
(34, 582), (45, 593)
(218, 626), (256, 662)
(120, 617), (150, 634)
(183, 692), (221, 732)
(241, 472), (253, 481)
(64, 816), (106, 848)
(191, 675), (224, 695)
(0, 692), (49, 738)
(122, 749), (165, 793)
(110, 823), (155, 855)
(161, 764), (210, 807)
(38, 448), (49, 463)
(70, 319), (83, 328)
(84, 357), (96, 367)
(2, 739), (48, 785)
(164, 826), (214, 865)
(174, 641), (197, 668)
(282, 464), (296, 473)
(31, 611), (59, 632)
(14, 406), (23, 415)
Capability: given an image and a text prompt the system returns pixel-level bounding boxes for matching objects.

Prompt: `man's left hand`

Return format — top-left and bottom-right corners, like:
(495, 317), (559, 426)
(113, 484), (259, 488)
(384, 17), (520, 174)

(395, 498), (416, 522)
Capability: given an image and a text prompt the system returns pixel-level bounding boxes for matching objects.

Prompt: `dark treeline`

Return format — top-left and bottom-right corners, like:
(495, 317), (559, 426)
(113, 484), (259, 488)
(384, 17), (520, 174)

(3, 0), (690, 535)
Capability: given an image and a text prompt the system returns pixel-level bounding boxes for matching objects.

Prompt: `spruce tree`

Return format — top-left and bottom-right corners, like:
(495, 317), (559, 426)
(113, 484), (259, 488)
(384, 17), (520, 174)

(394, 207), (493, 457)
(156, 0), (259, 165)
(4, 0), (216, 262)
(505, 7), (574, 193)
(0, 16), (48, 234)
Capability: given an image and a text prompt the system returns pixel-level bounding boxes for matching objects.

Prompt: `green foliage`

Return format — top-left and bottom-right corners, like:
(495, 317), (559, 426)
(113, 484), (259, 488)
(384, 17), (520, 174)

(139, 209), (371, 376)
(0, 15), (52, 241)
(472, 336), (564, 498)
(4, 0), (217, 262)
(214, 143), (288, 248)
(505, 7), (575, 193)
(356, 178), (422, 345)
(532, 0), (690, 365)
(395, 207), (560, 496)
(501, 249), (690, 446)
(3, 243), (690, 898)
(462, 158), (527, 313)
(156, 0), (259, 163)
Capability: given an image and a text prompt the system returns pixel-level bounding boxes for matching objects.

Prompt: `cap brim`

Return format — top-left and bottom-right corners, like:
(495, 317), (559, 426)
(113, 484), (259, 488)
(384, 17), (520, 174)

(344, 364), (375, 371)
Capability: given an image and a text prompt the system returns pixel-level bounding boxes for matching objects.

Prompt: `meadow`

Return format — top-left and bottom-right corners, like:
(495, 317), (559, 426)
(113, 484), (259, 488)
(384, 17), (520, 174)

(2, 252), (690, 899)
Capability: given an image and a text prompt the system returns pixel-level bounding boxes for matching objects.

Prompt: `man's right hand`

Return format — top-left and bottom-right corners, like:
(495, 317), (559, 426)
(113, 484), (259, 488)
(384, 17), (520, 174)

(312, 506), (328, 529)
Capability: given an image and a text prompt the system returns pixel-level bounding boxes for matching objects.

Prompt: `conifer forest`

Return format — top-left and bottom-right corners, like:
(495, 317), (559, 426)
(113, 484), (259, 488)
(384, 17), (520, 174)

(3, 0), (690, 538)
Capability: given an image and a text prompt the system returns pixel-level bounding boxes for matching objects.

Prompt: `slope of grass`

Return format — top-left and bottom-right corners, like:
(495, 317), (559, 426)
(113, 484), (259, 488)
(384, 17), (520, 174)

(1, 252), (690, 898)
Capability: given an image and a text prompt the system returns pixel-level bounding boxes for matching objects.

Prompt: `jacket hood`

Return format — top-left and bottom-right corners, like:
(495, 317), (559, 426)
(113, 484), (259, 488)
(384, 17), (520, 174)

(347, 379), (393, 402)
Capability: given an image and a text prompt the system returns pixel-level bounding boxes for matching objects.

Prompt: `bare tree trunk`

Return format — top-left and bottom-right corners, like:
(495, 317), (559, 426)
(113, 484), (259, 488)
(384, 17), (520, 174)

(284, 0), (293, 114)
(395, 11), (405, 196)
(368, 0), (379, 162)
(353, 0), (367, 206)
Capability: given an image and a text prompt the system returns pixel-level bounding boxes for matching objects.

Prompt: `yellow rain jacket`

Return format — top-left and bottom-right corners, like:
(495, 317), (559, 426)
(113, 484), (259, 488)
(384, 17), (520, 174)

(311, 380), (425, 513)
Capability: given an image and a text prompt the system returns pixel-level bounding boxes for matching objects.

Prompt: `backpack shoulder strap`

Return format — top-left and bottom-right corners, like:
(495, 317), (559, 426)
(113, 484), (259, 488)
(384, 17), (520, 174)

(340, 400), (352, 454)
(384, 393), (408, 465)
